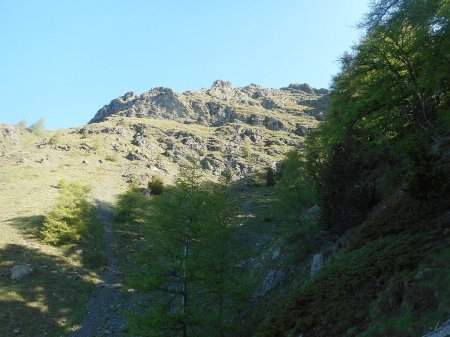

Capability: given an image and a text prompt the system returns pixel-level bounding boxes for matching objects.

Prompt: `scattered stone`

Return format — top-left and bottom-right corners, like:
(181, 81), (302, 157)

(36, 138), (49, 148)
(10, 264), (33, 281)
(315, 112), (325, 121)
(79, 143), (93, 151)
(295, 124), (309, 136)
(126, 152), (142, 161)
(56, 144), (70, 151)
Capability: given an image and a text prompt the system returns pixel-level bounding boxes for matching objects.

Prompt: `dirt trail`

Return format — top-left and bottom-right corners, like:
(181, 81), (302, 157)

(69, 200), (127, 337)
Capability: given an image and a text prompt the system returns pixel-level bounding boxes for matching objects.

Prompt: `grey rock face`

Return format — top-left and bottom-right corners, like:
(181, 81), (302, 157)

(0, 126), (19, 145)
(283, 83), (315, 94)
(295, 124), (309, 136)
(89, 80), (329, 131)
(259, 269), (285, 296)
(10, 264), (33, 280)
(310, 253), (324, 277)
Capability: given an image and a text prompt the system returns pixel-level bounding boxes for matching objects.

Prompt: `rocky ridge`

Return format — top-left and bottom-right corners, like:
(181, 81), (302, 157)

(0, 81), (328, 186)
(89, 80), (329, 130)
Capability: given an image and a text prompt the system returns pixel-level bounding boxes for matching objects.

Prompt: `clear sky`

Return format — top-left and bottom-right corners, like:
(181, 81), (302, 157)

(0, 0), (370, 130)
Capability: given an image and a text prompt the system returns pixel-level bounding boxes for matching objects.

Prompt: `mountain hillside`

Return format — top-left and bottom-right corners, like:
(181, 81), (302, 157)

(0, 80), (329, 336)
(1, 80), (328, 194)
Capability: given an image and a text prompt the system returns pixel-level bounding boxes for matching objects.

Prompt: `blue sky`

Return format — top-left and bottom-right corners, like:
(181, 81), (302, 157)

(0, 0), (370, 129)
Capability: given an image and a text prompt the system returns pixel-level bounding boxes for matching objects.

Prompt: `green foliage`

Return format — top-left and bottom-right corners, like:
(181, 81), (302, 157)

(404, 133), (450, 201)
(115, 183), (149, 224)
(57, 179), (68, 189)
(313, 135), (374, 235)
(265, 167), (277, 187)
(260, 0), (450, 335)
(241, 137), (253, 157)
(297, 0), (450, 234)
(80, 129), (89, 139)
(275, 150), (317, 217)
(147, 175), (164, 195)
(116, 161), (247, 337)
(41, 183), (93, 244)
(28, 118), (46, 135)
(219, 167), (233, 185)
(41, 183), (106, 268)
(42, 182), (106, 267)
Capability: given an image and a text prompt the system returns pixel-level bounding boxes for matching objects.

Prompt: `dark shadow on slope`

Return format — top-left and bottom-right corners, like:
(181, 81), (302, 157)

(0, 243), (98, 337)
(6, 215), (45, 240)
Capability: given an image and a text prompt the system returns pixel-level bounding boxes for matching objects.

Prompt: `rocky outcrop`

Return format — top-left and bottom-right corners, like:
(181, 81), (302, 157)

(422, 318), (450, 337)
(310, 253), (324, 277)
(89, 80), (329, 131)
(10, 264), (33, 281)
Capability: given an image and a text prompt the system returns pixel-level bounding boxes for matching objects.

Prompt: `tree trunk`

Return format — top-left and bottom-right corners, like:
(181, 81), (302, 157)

(181, 218), (190, 337)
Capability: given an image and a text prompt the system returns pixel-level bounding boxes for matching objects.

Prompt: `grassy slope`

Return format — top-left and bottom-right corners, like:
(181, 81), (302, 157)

(0, 103), (316, 336)
(0, 127), (124, 336)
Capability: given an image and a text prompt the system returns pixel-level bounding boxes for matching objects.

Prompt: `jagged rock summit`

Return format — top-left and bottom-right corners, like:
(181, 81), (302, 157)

(89, 80), (329, 130)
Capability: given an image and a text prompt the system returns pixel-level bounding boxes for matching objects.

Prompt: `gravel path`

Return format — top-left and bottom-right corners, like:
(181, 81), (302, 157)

(69, 200), (127, 337)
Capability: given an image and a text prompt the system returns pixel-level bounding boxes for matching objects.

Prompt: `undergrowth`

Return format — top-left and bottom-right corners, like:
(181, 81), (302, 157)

(259, 196), (450, 337)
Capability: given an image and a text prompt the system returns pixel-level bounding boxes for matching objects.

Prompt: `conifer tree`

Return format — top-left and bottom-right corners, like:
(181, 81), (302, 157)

(136, 160), (243, 337)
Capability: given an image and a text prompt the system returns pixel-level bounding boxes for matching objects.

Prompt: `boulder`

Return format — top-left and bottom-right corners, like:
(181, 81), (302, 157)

(295, 124), (309, 136)
(10, 264), (33, 281)
(259, 269), (285, 296)
(310, 253), (324, 277)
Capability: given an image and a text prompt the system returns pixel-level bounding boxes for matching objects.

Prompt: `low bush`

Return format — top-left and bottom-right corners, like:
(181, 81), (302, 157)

(148, 175), (164, 195)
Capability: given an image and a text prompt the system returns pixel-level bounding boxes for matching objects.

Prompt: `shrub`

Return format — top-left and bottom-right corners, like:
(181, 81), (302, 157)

(241, 138), (253, 157)
(49, 132), (62, 145)
(57, 179), (68, 189)
(80, 129), (89, 139)
(265, 167), (277, 187)
(115, 183), (149, 223)
(219, 167), (234, 185)
(148, 175), (164, 195)
(41, 183), (95, 245)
